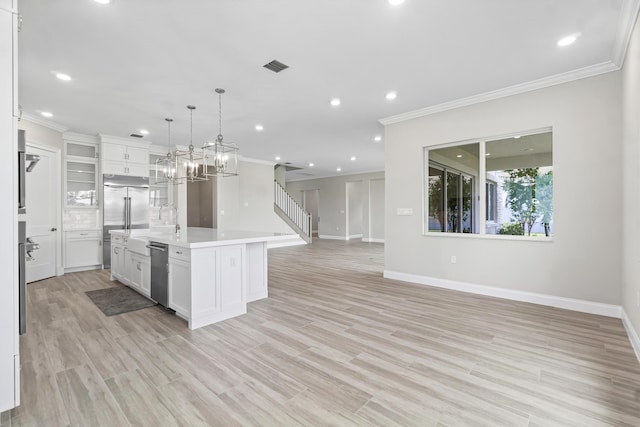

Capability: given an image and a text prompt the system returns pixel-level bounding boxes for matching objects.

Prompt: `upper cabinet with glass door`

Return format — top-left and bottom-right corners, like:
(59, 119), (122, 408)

(64, 138), (99, 208)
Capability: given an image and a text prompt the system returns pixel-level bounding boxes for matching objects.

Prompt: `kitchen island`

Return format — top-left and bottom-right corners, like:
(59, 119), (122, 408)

(109, 227), (296, 329)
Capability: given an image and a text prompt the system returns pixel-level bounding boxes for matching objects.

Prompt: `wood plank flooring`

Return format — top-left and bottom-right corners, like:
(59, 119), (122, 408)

(2, 239), (640, 426)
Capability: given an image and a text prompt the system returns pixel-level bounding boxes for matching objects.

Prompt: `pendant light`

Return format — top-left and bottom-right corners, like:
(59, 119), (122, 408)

(155, 118), (177, 184)
(203, 88), (239, 177)
(174, 105), (207, 183)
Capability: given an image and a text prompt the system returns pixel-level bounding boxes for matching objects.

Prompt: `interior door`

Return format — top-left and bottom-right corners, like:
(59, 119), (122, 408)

(25, 145), (58, 283)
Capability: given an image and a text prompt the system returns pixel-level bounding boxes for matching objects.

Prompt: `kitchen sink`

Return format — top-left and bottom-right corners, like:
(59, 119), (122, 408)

(127, 236), (150, 256)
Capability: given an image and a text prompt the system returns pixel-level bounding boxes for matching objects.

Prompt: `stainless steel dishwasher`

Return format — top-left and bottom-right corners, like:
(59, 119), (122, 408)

(147, 241), (169, 307)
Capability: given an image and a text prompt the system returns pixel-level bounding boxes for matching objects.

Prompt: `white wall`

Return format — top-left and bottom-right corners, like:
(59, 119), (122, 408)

(217, 159), (293, 233)
(346, 181), (363, 238)
(370, 178), (385, 241)
(622, 15), (640, 342)
(384, 72), (622, 305)
(286, 171), (384, 241)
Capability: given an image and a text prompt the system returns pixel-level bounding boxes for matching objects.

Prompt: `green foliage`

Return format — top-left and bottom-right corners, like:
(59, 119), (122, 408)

(501, 167), (553, 237)
(498, 222), (524, 235)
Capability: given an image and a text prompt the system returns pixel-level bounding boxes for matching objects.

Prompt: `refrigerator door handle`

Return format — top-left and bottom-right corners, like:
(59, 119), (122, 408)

(123, 196), (129, 231)
(127, 197), (132, 230)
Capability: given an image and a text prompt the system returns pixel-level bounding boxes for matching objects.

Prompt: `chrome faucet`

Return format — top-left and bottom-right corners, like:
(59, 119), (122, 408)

(175, 223), (181, 237)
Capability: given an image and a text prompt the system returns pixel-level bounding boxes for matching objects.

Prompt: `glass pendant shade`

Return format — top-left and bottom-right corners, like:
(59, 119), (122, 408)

(173, 105), (207, 183)
(155, 118), (178, 185)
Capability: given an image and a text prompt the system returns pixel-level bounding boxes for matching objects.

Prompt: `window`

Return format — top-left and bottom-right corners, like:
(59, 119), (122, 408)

(425, 130), (553, 238)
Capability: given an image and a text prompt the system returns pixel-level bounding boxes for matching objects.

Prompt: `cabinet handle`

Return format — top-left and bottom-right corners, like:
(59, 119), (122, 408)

(176, 251), (183, 255)
(51, 227), (57, 232)
(80, 233), (88, 236)
(137, 262), (141, 271)
(114, 247), (119, 254)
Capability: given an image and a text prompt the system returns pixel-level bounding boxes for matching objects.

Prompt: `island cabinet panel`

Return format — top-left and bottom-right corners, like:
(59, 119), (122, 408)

(246, 242), (268, 302)
(189, 245), (247, 330)
(169, 256), (191, 319)
(129, 252), (150, 297)
(111, 241), (126, 282)
(219, 246), (244, 308)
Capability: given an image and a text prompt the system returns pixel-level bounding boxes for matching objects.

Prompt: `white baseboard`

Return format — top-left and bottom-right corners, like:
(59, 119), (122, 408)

(383, 270), (622, 318)
(622, 308), (640, 363)
(362, 238), (384, 243)
(268, 237), (306, 249)
(318, 235), (346, 240)
(347, 234), (363, 240)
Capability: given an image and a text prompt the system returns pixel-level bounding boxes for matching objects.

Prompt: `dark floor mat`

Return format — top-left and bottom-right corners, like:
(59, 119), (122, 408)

(85, 286), (156, 316)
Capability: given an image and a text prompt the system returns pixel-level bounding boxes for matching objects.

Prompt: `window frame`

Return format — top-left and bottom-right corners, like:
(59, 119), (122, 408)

(422, 127), (553, 241)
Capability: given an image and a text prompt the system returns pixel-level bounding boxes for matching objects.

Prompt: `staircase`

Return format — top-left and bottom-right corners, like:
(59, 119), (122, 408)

(274, 180), (312, 244)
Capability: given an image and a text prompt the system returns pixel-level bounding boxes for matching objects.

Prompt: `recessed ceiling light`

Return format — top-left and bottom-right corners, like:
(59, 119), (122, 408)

(275, 156), (281, 161)
(94, 0), (112, 4)
(385, 91), (397, 101)
(486, 153), (491, 156)
(374, 136), (382, 142)
(456, 154), (462, 158)
(255, 124), (264, 131)
(330, 98), (341, 107)
(514, 135), (521, 139)
(388, 0), (405, 4)
(557, 35), (577, 47)
(309, 163), (314, 167)
(336, 167), (341, 172)
(524, 148), (534, 152)
(350, 156), (356, 161)
(55, 73), (72, 81)
(139, 129), (149, 135)
(41, 111), (53, 118)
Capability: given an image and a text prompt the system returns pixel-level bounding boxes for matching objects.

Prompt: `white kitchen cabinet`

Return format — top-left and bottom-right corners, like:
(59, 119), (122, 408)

(128, 252), (150, 297)
(168, 247), (190, 319)
(101, 139), (150, 177)
(64, 230), (102, 272)
(110, 240), (126, 282)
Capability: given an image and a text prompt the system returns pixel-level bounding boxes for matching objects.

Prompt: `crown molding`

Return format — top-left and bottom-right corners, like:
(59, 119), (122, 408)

(238, 156), (276, 166)
(62, 131), (99, 144)
(20, 112), (69, 133)
(379, 61), (620, 126)
(612, 0), (640, 67)
(99, 134), (153, 148)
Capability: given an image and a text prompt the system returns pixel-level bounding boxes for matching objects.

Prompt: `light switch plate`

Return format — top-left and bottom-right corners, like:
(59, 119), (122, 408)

(396, 208), (413, 216)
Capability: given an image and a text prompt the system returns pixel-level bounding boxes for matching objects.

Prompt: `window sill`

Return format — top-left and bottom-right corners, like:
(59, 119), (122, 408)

(423, 232), (553, 242)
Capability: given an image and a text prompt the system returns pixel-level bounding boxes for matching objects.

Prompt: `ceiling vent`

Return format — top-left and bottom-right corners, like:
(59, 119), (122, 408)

(129, 133), (144, 138)
(263, 60), (289, 73)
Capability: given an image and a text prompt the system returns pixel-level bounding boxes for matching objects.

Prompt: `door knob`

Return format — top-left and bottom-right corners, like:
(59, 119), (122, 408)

(51, 227), (57, 231)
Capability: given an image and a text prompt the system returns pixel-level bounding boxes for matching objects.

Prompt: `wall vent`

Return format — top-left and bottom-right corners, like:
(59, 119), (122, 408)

(129, 133), (143, 138)
(263, 60), (289, 73)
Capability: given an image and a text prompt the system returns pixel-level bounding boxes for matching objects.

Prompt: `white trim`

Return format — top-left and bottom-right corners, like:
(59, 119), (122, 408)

(383, 270), (622, 318)
(267, 237), (307, 249)
(287, 169), (385, 182)
(380, 62), (619, 125)
(63, 132), (99, 145)
(612, 0), (640, 67)
(318, 235), (346, 240)
(99, 134), (152, 147)
(239, 156), (276, 166)
(21, 113), (69, 133)
(622, 308), (640, 363)
(347, 234), (363, 240)
(362, 238), (384, 243)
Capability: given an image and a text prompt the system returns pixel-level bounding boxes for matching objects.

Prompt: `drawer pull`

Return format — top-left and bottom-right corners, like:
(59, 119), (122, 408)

(176, 251), (183, 255)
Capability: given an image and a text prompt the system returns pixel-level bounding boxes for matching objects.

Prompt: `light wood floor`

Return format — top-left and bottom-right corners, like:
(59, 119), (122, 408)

(2, 239), (640, 426)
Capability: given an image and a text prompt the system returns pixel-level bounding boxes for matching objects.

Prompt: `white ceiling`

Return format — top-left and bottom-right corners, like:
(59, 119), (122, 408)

(18, 0), (635, 180)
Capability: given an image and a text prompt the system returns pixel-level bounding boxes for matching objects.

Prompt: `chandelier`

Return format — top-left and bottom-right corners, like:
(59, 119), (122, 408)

(174, 105), (207, 183)
(203, 88), (239, 177)
(155, 118), (177, 184)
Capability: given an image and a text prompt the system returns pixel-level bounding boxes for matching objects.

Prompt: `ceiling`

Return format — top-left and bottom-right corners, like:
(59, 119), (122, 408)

(18, 0), (635, 180)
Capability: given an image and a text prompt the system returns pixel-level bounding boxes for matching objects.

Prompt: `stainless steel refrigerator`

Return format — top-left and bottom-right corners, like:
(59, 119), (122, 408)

(103, 175), (150, 268)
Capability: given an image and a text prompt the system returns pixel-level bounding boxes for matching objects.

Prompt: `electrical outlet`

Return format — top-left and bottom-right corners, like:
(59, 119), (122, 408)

(450, 255), (457, 264)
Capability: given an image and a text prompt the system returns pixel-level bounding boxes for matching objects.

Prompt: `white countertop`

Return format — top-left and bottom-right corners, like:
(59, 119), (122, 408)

(110, 227), (296, 249)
